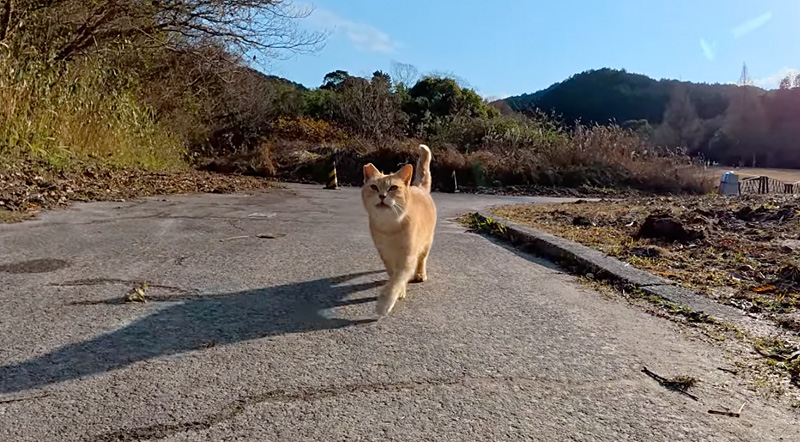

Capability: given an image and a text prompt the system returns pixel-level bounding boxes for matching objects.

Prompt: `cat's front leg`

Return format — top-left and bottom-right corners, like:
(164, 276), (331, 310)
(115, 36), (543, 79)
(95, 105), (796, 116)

(376, 263), (414, 316)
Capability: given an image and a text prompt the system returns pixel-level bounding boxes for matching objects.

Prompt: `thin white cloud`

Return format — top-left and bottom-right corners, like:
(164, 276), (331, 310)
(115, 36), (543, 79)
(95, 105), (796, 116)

(754, 67), (799, 89)
(699, 38), (716, 60)
(732, 12), (773, 39)
(309, 8), (399, 54)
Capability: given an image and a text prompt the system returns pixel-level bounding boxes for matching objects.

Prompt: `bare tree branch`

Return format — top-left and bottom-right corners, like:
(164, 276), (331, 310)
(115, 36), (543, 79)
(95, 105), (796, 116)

(390, 61), (419, 88)
(11, 0), (325, 61)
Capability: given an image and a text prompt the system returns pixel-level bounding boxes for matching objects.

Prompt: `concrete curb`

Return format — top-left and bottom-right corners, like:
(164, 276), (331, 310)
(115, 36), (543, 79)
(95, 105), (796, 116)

(475, 212), (750, 324)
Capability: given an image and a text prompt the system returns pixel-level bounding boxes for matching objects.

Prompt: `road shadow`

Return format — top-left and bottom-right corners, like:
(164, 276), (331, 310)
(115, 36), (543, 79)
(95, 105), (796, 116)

(0, 271), (384, 395)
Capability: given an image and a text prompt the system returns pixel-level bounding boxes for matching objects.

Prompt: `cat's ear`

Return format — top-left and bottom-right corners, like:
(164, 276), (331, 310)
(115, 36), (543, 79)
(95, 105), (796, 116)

(364, 163), (380, 182)
(396, 164), (413, 185)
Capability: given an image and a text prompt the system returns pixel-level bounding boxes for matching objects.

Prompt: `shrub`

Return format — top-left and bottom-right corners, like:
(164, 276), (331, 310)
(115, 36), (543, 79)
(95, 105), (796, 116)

(272, 117), (348, 143)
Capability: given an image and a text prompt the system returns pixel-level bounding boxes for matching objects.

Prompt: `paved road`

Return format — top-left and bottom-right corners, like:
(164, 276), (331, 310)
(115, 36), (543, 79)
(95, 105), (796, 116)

(0, 184), (797, 441)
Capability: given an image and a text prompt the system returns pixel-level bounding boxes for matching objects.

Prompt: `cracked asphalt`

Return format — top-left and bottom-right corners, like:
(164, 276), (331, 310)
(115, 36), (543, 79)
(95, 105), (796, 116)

(0, 183), (798, 441)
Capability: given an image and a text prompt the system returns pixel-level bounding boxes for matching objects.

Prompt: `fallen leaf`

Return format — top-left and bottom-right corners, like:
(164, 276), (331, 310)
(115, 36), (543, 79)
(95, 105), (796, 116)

(124, 281), (148, 303)
(752, 285), (776, 294)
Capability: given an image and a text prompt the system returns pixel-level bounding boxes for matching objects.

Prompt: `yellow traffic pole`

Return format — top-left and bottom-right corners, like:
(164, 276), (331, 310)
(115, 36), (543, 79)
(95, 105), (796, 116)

(324, 160), (339, 190)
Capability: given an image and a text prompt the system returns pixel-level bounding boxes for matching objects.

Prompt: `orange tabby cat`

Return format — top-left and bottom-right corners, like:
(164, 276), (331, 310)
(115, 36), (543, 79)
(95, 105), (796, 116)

(362, 144), (437, 316)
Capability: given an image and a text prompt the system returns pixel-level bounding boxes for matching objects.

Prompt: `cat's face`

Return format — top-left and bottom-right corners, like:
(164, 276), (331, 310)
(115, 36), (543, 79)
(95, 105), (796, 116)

(362, 163), (413, 219)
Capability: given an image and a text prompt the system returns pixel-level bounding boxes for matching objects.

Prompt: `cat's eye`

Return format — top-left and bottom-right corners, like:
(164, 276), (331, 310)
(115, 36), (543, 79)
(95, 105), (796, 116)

(370, 184), (379, 191)
(389, 185), (398, 191)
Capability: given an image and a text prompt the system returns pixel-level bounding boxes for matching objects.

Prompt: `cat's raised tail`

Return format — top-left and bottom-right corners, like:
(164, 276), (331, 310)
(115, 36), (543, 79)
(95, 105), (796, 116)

(415, 144), (433, 192)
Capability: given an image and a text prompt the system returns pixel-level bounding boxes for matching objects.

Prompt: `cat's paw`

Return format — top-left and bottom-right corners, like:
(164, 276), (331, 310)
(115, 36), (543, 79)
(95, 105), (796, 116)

(410, 273), (427, 283)
(375, 295), (397, 316)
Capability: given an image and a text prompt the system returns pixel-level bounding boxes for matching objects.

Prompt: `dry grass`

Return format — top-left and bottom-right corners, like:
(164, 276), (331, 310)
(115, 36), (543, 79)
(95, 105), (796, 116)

(0, 55), (186, 173)
(0, 210), (33, 223)
(494, 195), (800, 332)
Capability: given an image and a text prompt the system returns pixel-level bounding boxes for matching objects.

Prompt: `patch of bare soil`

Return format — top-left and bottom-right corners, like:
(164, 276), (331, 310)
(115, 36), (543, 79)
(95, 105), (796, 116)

(494, 195), (800, 333)
(0, 159), (272, 221)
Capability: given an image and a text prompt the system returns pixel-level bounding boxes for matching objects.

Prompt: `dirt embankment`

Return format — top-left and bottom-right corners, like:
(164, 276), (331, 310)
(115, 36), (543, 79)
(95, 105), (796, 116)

(1, 160), (271, 222)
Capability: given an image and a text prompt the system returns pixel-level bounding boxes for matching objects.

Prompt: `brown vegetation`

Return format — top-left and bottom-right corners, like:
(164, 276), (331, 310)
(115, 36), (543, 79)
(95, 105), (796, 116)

(0, 157), (271, 217)
(493, 195), (800, 332)
(1, 0), (713, 220)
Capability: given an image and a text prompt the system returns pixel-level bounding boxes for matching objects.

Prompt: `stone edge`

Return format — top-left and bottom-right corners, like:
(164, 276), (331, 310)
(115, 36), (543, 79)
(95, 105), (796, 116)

(475, 211), (750, 323)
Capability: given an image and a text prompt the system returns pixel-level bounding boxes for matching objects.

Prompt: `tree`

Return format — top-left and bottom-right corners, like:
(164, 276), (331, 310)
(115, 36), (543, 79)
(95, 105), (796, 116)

(654, 85), (701, 149)
(623, 119), (654, 140)
(795, 74), (800, 89)
(1, 0), (325, 61)
(390, 61), (419, 88)
(321, 70), (351, 90)
(371, 70), (391, 88)
(780, 76), (792, 90)
(303, 88), (337, 119)
(328, 72), (405, 139)
(713, 86), (769, 166)
(402, 76), (491, 134)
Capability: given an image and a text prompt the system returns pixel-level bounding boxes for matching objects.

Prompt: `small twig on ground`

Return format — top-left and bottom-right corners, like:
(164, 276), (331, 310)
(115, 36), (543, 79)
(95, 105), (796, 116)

(641, 367), (700, 401)
(708, 409), (740, 418)
(716, 367), (739, 375)
(220, 233), (285, 241)
(709, 402), (745, 418)
(256, 233), (286, 239)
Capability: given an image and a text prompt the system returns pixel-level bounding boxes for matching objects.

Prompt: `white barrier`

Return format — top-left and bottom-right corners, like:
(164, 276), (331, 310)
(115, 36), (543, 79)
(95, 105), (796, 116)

(718, 171), (739, 195)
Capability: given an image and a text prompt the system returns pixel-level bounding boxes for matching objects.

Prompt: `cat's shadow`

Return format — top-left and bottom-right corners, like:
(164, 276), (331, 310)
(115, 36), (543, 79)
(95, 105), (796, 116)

(0, 271), (384, 395)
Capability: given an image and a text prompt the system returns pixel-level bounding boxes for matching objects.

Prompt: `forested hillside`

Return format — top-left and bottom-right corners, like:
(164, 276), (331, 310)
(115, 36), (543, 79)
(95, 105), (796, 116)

(503, 68), (800, 169)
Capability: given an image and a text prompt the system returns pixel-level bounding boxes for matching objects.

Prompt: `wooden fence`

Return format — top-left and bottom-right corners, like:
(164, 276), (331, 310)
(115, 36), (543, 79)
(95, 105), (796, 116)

(738, 176), (800, 195)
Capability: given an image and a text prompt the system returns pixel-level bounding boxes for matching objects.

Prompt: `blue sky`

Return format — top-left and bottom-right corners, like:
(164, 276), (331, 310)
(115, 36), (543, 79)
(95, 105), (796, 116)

(266, 0), (800, 98)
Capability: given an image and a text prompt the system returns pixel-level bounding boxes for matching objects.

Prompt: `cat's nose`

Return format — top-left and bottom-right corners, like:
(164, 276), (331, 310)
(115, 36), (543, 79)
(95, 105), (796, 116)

(378, 194), (386, 200)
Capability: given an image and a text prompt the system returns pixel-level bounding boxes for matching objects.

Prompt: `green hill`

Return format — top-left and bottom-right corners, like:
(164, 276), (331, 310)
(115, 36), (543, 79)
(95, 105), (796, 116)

(503, 68), (737, 126)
